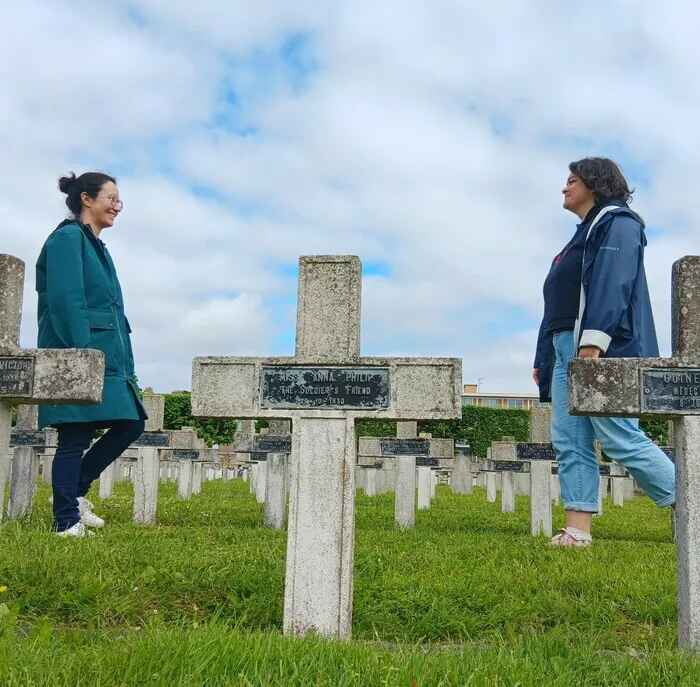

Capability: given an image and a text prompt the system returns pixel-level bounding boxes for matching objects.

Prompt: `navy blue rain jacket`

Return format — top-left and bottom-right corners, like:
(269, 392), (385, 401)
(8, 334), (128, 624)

(535, 201), (660, 402)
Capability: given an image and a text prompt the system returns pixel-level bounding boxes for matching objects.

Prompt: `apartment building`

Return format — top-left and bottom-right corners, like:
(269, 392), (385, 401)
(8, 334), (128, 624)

(461, 383), (540, 409)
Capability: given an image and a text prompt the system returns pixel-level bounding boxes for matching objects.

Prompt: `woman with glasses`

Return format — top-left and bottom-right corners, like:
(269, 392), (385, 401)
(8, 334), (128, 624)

(36, 171), (147, 536)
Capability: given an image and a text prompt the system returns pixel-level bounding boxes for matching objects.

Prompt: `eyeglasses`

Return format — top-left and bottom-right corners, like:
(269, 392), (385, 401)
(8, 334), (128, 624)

(105, 194), (124, 210)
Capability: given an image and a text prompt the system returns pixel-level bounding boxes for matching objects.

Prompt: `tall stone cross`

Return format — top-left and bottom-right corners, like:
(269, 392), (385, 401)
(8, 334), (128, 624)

(191, 256), (462, 638)
(0, 255), (104, 488)
(569, 255), (700, 650)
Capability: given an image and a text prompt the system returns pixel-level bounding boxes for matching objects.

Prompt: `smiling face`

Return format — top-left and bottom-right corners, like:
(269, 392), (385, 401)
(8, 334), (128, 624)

(81, 181), (122, 230)
(562, 173), (595, 219)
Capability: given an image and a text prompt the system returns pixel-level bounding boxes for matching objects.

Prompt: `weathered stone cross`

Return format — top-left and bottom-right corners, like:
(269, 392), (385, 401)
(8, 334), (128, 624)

(0, 255), (104, 514)
(569, 255), (700, 650)
(191, 256), (462, 638)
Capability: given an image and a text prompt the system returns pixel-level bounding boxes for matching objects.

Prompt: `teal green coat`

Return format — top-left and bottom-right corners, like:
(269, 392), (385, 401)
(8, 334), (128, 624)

(36, 220), (147, 429)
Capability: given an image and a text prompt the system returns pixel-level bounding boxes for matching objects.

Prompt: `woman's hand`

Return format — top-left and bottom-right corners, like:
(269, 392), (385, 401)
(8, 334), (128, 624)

(578, 346), (601, 359)
(533, 368), (540, 386)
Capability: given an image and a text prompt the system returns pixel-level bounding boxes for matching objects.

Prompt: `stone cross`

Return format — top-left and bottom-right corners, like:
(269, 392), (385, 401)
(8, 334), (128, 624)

(0, 254), (104, 521)
(384, 421), (421, 528)
(489, 411), (555, 535)
(191, 255), (461, 638)
(132, 394), (165, 523)
(569, 255), (699, 650)
(234, 431), (291, 529)
(6, 405), (45, 519)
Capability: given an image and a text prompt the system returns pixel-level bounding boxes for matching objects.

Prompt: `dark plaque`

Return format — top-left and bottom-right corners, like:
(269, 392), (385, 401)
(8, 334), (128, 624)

(642, 369), (700, 413)
(516, 443), (556, 461)
(172, 449), (199, 460)
(380, 439), (430, 456)
(492, 460), (524, 472)
(10, 430), (46, 447)
(416, 456), (439, 467)
(255, 436), (292, 453)
(260, 367), (389, 409)
(132, 432), (170, 448)
(0, 357), (34, 397)
(661, 447), (676, 463)
(598, 463), (611, 476)
(250, 452), (268, 462)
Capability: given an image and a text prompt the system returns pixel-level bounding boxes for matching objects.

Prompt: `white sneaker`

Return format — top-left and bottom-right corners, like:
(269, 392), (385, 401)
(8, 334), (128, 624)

(55, 522), (94, 538)
(78, 497), (105, 529)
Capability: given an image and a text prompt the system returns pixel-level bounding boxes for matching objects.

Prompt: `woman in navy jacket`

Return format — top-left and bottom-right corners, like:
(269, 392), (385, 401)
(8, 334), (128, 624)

(534, 158), (675, 546)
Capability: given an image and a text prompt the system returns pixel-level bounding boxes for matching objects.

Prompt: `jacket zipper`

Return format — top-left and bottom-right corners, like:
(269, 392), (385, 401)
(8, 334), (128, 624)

(100, 241), (129, 380)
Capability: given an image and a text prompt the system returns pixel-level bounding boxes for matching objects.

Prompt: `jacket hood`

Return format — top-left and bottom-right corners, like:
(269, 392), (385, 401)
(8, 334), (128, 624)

(586, 201), (647, 248)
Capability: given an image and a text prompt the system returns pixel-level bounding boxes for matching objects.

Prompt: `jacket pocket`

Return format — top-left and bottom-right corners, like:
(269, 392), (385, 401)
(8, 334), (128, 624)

(87, 310), (118, 376)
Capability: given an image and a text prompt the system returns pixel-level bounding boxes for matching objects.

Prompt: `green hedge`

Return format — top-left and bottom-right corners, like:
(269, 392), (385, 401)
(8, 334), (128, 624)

(163, 392), (239, 447)
(356, 406), (529, 457)
(159, 392), (670, 455)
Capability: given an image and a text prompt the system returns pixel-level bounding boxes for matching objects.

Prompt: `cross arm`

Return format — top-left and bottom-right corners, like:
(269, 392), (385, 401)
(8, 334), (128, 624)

(0, 348), (104, 404)
(568, 356), (700, 418)
(191, 356), (462, 421)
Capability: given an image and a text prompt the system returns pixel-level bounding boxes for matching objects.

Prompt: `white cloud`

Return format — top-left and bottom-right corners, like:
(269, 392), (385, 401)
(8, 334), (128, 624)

(2, 0), (700, 396)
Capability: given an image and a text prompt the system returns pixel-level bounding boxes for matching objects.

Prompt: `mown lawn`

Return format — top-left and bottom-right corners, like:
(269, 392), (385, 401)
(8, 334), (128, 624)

(0, 479), (697, 686)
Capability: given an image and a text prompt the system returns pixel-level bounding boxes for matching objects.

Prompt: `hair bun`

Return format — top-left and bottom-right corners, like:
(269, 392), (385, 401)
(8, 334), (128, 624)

(58, 172), (77, 194)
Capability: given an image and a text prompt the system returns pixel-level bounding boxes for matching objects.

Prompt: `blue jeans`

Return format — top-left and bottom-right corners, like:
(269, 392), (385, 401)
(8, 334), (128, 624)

(551, 330), (675, 512)
(52, 419), (145, 531)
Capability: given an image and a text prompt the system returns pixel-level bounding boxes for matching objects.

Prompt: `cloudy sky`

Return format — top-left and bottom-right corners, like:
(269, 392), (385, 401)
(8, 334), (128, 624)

(2, 0), (699, 395)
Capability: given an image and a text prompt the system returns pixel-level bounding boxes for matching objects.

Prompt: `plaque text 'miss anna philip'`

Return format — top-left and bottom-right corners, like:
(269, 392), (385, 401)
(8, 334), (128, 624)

(261, 367), (390, 409)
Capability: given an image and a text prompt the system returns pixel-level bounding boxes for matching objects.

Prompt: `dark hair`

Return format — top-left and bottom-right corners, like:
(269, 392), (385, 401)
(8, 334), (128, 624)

(568, 157), (634, 205)
(58, 171), (117, 218)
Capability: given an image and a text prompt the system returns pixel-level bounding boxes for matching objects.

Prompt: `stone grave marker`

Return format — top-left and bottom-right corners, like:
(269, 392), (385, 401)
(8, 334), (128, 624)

(451, 454), (474, 495)
(131, 394), (165, 524)
(7, 405), (44, 519)
(234, 431), (292, 529)
(379, 421), (424, 528)
(191, 255), (461, 638)
(487, 408), (555, 535)
(569, 255), (699, 650)
(0, 255), (104, 521)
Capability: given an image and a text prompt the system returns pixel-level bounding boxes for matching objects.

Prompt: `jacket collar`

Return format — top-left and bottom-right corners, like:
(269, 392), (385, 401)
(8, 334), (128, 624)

(577, 199), (627, 230)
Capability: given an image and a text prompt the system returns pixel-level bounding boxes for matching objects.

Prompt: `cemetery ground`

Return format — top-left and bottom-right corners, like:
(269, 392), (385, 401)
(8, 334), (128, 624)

(1, 481), (698, 686)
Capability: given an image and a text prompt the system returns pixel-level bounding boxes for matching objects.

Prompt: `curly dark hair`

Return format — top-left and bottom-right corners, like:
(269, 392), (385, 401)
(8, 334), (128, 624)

(568, 157), (634, 205)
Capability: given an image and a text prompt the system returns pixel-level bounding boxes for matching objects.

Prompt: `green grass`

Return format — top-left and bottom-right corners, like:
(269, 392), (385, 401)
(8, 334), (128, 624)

(1, 480), (697, 686)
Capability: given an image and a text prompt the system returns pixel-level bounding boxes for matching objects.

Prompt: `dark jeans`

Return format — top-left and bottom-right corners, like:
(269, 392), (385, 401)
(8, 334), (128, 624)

(52, 419), (145, 531)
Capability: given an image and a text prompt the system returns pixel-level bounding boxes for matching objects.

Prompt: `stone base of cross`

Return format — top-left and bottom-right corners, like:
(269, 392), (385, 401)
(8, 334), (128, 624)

(1, 255), (104, 519)
(569, 255), (700, 650)
(191, 256), (461, 638)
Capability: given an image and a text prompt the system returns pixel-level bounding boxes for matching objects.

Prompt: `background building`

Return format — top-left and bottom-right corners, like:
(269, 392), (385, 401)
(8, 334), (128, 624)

(461, 383), (540, 409)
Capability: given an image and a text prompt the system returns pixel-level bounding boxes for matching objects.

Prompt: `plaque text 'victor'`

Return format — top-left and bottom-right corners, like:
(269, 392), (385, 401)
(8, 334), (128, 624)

(0, 357), (34, 397)
(260, 367), (390, 409)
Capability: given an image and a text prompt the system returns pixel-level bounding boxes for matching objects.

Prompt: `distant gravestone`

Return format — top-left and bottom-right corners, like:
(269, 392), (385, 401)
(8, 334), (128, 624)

(141, 393), (165, 432)
(488, 405), (554, 533)
(0, 255), (104, 522)
(235, 432), (291, 528)
(569, 256), (700, 650)
(191, 255), (461, 638)
(383, 422), (424, 528)
(7, 405), (45, 519)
